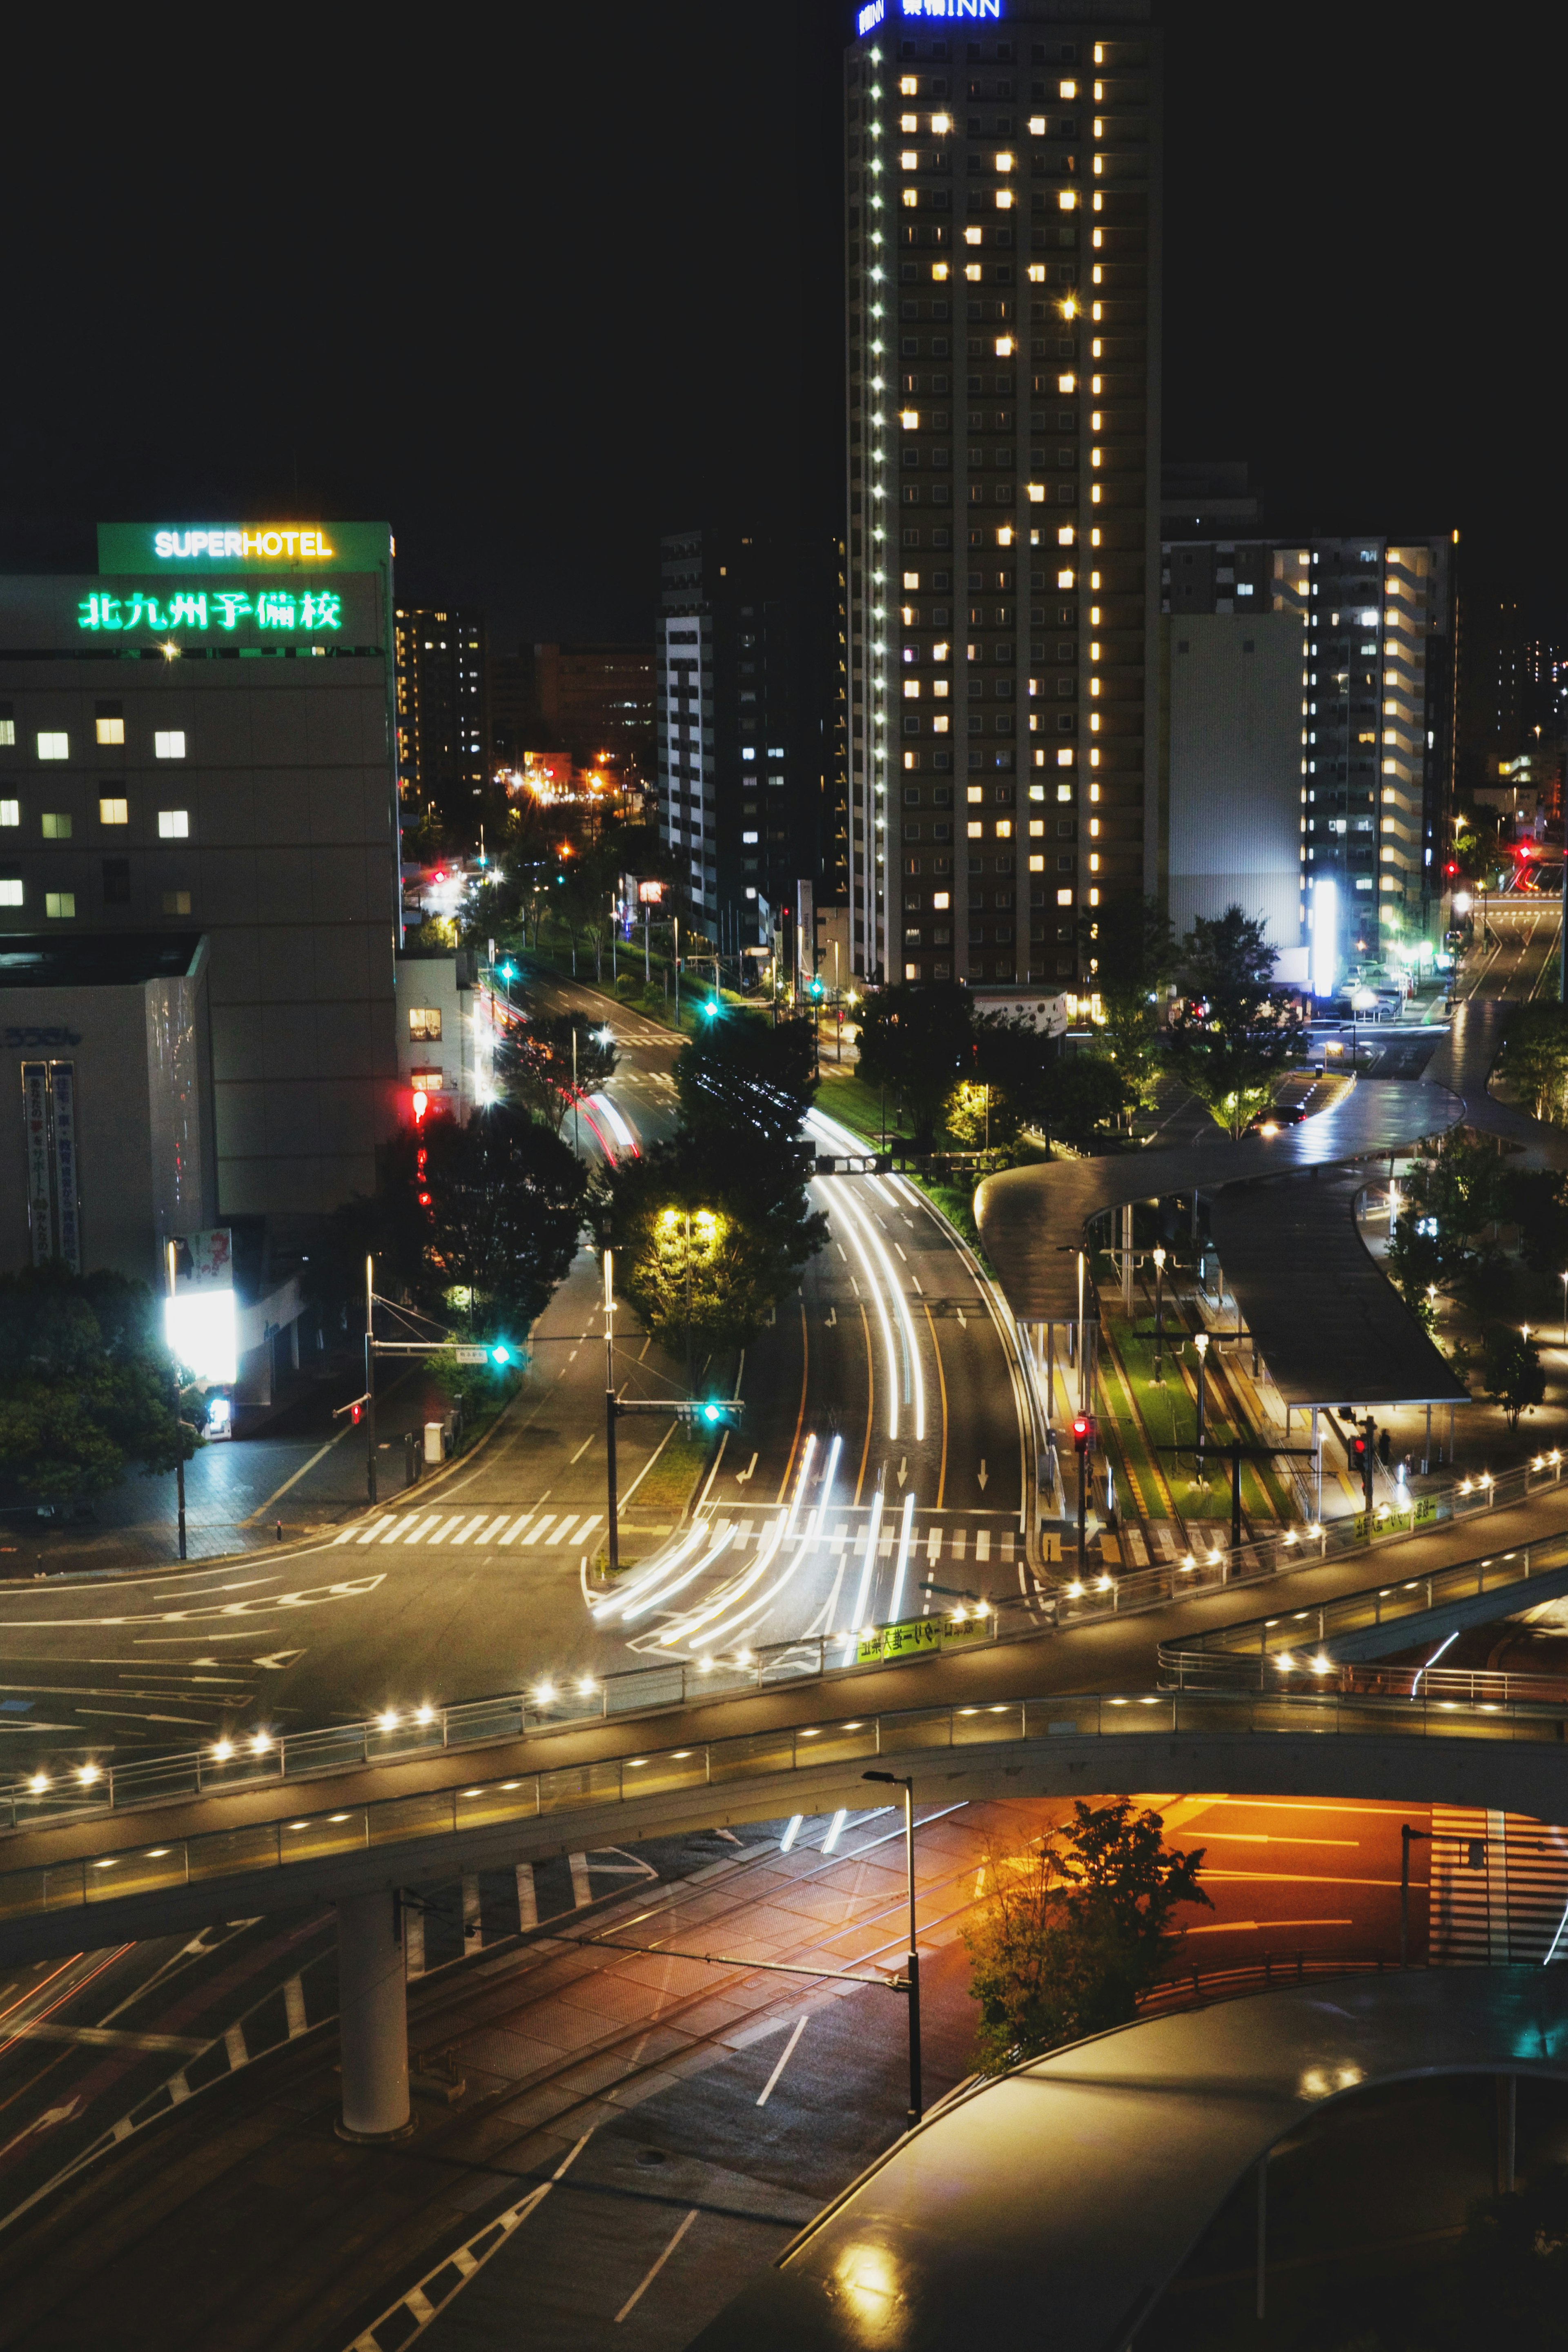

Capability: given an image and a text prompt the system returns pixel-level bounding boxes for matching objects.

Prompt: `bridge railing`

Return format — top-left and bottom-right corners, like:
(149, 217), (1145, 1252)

(1156, 1535), (1568, 1690)
(3, 1683), (1567, 1928)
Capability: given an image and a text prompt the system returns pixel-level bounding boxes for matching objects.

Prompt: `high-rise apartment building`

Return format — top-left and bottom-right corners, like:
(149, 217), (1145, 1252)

(655, 530), (842, 955)
(844, 1), (1159, 986)
(1163, 532), (1457, 968)
(394, 607), (487, 820)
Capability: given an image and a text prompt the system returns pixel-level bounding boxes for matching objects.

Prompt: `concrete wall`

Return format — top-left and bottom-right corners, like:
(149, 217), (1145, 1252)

(1167, 612), (1303, 951)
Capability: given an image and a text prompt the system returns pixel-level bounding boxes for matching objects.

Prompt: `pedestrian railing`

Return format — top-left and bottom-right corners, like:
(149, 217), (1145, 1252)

(1137, 1952), (1418, 2016)
(1156, 1536), (1568, 1691)
(3, 1683), (1566, 1927)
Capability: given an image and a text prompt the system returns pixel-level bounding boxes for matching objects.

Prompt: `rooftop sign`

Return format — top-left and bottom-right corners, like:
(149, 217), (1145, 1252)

(858, 0), (1002, 27)
(96, 522), (392, 575)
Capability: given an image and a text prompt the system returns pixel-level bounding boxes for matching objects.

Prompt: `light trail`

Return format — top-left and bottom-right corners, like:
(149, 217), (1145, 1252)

(886, 1491), (917, 1623)
(826, 1178), (902, 1439)
(689, 1435), (844, 1653)
(618, 1522), (740, 1626)
(840, 1485), (886, 1664)
(669, 1437), (818, 1653)
(590, 1519), (711, 1623)
(827, 1168), (927, 1443)
(1410, 1630), (1458, 1697)
(589, 1092), (639, 1156)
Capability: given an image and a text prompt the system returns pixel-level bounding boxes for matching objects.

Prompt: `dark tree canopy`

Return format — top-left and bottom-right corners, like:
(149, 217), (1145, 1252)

(856, 982), (980, 1146)
(1165, 904), (1307, 1138)
(0, 1265), (197, 1502)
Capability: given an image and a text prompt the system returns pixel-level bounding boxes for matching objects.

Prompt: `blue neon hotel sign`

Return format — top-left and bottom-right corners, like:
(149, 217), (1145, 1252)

(858, 0), (1002, 32)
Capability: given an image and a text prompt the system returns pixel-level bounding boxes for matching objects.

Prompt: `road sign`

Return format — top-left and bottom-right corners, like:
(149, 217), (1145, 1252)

(454, 1345), (488, 1364)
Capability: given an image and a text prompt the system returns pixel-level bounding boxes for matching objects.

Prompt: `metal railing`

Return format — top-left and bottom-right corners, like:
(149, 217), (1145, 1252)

(1157, 1536), (1568, 1690)
(1137, 1952), (1416, 2016)
(4, 1683), (1568, 1929)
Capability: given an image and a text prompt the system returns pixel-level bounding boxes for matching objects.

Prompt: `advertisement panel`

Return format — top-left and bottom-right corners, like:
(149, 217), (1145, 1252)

(96, 521), (392, 574)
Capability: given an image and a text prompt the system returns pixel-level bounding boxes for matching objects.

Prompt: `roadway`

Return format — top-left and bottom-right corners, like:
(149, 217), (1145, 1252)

(0, 976), (1030, 1780)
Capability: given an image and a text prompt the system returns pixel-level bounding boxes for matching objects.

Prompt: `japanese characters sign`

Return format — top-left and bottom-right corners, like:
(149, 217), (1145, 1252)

(78, 588), (343, 636)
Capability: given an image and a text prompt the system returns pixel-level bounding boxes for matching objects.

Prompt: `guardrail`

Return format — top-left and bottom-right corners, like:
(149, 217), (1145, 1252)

(1137, 1952), (1414, 2016)
(4, 1684), (1568, 1929)
(1157, 1536), (1568, 1690)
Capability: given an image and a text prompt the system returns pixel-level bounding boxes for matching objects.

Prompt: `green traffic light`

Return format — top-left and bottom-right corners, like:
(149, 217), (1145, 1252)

(702, 1399), (722, 1423)
(490, 1342), (514, 1366)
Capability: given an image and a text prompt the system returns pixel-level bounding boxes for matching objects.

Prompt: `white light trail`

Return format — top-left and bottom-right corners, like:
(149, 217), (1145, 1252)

(591, 1518), (710, 1623)
(832, 1178), (926, 1442)
(822, 1808), (848, 1853)
(841, 1487), (885, 1664)
(590, 1092), (638, 1154)
(674, 1437), (817, 1651)
(779, 1813), (804, 1853)
(1410, 1630), (1458, 1697)
(828, 1179), (901, 1438)
(887, 1491), (916, 1623)
(687, 1436), (842, 1652)
(619, 1521), (741, 1625)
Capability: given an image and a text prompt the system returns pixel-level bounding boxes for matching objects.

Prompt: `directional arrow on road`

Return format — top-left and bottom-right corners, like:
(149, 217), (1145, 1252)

(896, 1457), (908, 1489)
(735, 1453), (759, 1485)
(977, 1459), (989, 1490)
(824, 1308), (838, 1328)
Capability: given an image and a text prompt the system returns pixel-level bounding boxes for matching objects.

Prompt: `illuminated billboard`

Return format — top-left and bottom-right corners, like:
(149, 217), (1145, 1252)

(96, 521), (392, 574)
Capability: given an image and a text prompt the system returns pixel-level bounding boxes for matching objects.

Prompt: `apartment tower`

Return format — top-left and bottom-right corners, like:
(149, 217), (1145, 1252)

(844, 0), (1159, 986)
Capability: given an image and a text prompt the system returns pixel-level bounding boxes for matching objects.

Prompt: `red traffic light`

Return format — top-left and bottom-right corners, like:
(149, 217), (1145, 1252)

(1071, 1413), (1092, 1447)
(1443, 861), (1461, 879)
(350, 1401), (362, 1425)
(1352, 1434), (1366, 1457)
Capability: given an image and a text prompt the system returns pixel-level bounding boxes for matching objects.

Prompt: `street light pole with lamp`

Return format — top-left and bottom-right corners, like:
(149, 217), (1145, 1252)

(1193, 1327), (1209, 1453)
(1152, 1244), (1167, 1381)
(862, 1770), (922, 2123)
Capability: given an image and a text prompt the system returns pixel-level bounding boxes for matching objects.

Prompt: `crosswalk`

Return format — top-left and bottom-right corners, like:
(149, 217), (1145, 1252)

(332, 1510), (604, 1551)
(689, 1513), (1020, 1567)
(1429, 1804), (1568, 1965)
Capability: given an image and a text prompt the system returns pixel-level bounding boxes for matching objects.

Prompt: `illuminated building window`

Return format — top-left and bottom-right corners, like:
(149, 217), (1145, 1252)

(37, 732), (69, 760)
(163, 890), (192, 916)
(965, 263), (982, 282)
(41, 812), (71, 839)
(98, 797), (129, 826)
(932, 262), (949, 280)
(408, 1008), (442, 1041)
(0, 880), (21, 906)
(45, 892), (75, 920)
(96, 716), (125, 746)
(154, 730), (186, 760)
(0, 719), (13, 747)
(158, 809), (189, 839)
(0, 801), (16, 826)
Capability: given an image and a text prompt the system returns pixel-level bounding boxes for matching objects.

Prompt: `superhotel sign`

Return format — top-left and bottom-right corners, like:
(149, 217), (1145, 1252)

(96, 521), (392, 574)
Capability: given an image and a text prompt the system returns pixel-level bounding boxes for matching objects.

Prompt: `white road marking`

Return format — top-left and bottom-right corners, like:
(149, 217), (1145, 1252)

(755, 2016), (807, 2108)
(615, 2209), (699, 2323)
(448, 1514), (492, 1547)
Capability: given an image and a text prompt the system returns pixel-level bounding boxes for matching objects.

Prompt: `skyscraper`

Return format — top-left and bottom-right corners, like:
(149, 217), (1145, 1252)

(394, 607), (488, 822)
(843, 0), (1159, 988)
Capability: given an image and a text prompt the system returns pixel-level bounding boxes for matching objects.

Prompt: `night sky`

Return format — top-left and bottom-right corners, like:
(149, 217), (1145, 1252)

(3, 6), (1563, 648)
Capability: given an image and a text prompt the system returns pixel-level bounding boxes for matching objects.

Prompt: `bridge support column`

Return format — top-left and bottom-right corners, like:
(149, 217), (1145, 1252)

(335, 1889), (413, 2143)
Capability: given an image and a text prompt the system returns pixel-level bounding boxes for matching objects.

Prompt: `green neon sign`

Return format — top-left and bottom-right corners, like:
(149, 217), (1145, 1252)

(78, 590), (342, 636)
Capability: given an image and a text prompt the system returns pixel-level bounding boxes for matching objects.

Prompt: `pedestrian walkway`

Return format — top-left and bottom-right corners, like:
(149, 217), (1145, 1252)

(333, 1506), (1022, 1568)
(334, 1509), (606, 1550)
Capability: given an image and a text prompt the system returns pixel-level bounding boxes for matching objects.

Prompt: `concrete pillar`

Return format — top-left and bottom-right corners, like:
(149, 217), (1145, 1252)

(335, 1889), (412, 2143)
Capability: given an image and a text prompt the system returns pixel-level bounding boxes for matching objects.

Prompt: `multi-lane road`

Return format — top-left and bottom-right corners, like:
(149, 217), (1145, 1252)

(0, 974), (1031, 1778)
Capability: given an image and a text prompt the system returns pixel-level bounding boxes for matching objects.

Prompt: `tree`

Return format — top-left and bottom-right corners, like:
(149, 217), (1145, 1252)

(1164, 904), (1307, 1138)
(1506, 1167), (1568, 1275)
(1040, 1050), (1136, 1148)
(0, 1266), (198, 1503)
(379, 1107), (586, 1336)
(856, 982), (980, 1147)
(944, 1078), (1022, 1152)
(1390, 1134), (1507, 1298)
(503, 1010), (618, 1134)
(592, 1127), (828, 1362)
(673, 1012), (817, 1148)
(962, 1798), (1211, 2073)
(1498, 1002), (1568, 1125)
(1483, 1324), (1545, 1430)
(1080, 892), (1176, 1104)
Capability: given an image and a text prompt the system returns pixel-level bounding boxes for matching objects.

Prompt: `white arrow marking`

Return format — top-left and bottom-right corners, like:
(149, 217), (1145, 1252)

(977, 1459), (989, 1490)
(735, 1453), (759, 1485)
(896, 1457), (909, 1489)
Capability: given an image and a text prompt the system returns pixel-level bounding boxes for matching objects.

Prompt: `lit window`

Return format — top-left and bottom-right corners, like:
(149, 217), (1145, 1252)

(96, 717), (125, 745)
(901, 408), (920, 427)
(933, 679), (949, 697)
(967, 785), (984, 802)
(0, 880), (21, 906)
(1060, 78), (1077, 97)
(964, 262), (982, 282)
(158, 809), (189, 838)
(1029, 115), (1046, 134)
(1027, 484), (1045, 503)
(0, 802), (17, 827)
(37, 733), (69, 760)
(1058, 190), (1078, 211)
(902, 189), (918, 207)
(996, 820), (1013, 838)
(899, 74), (917, 93)
(903, 570), (920, 589)
(98, 797), (129, 825)
(163, 890), (192, 916)
(967, 820), (983, 838)
(1029, 820), (1045, 837)
(408, 1008), (442, 1040)
(45, 892), (76, 920)
(964, 226), (982, 245)
(904, 962), (920, 980)
(1029, 855), (1045, 873)
(41, 812), (71, 839)
(931, 111), (951, 133)
(0, 719), (13, 747)
(1056, 569), (1074, 588)
(154, 730), (186, 760)
(1058, 784), (1073, 802)
(1058, 372), (1076, 392)
(994, 151), (1013, 171)
(932, 891), (951, 910)
(995, 335), (1014, 355)
(1056, 888), (1074, 906)
(933, 641), (950, 662)
(1027, 264), (1045, 283)
(900, 150), (918, 168)
(931, 261), (949, 280)
(904, 680), (920, 698)
(994, 189), (1014, 209)
(900, 113), (917, 131)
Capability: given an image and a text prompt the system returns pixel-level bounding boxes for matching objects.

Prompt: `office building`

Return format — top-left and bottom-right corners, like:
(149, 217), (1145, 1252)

(533, 643), (654, 780)
(394, 606), (488, 820)
(844, 1), (1160, 986)
(655, 530), (842, 956)
(0, 522), (401, 1268)
(1162, 532), (1457, 969)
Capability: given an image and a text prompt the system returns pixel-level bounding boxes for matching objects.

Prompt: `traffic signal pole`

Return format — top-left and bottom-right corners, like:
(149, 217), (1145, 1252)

(604, 1251), (619, 1575)
(365, 1254), (378, 1506)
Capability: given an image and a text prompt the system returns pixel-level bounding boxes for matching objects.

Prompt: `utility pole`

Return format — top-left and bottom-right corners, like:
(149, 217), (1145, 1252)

(604, 1250), (619, 1574)
(365, 1254), (378, 1506)
(165, 1240), (187, 1562)
(571, 1024), (581, 1157)
(1399, 1824), (1430, 1967)
(1152, 1243), (1167, 1381)
(863, 1771), (922, 2122)
(1194, 1327), (1209, 1451)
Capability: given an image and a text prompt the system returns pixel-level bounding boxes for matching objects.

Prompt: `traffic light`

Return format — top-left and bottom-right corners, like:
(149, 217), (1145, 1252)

(1071, 1412), (1094, 1451)
(693, 1398), (744, 1430)
(1443, 860), (1461, 881)
(499, 959), (519, 982)
(350, 1401), (362, 1425)
(702, 998), (720, 1021)
(808, 973), (825, 1000)
(489, 1341), (516, 1367)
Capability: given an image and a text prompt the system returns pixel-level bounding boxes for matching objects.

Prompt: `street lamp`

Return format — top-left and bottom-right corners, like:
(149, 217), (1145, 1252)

(1152, 1244), (1167, 1381)
(863, 1771), (922, 2122)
